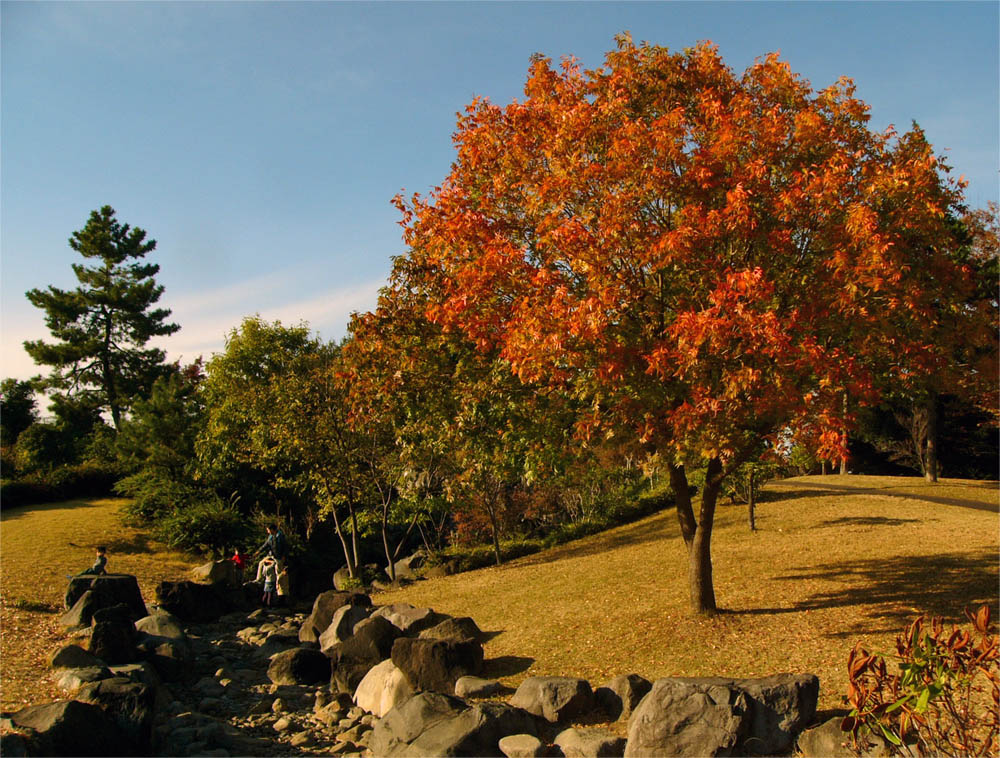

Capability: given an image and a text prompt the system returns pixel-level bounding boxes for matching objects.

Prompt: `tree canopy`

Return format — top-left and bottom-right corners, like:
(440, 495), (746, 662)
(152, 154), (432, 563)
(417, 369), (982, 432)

(391, 36), (982, 613)
(24, 206), (179, 429)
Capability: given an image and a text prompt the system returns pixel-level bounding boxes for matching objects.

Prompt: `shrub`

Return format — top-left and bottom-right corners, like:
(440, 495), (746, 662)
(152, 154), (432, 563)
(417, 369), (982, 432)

(115, 471), (205, 524)
(842, 605), (999, 757)
(153, 497), (251, 557)
(0, 462), (120, 507)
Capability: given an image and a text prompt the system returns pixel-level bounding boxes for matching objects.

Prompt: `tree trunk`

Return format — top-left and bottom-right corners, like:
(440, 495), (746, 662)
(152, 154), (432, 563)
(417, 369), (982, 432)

(747, 468), (756, 532)
(924, 393), (939, 482)
(324, 483), (356, 578)
(669, 464), (696, 548)
(821, 460), (828, 475)
(839, 393), (849, 475)
(689, 457), (722, 615)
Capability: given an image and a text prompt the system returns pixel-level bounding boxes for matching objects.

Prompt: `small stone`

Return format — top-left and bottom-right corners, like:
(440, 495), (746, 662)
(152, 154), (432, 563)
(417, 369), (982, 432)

(273, 716), (292, 732)
(347, 705), (364, 720)
(499, 733), (547, 758)
(272, 697), (288, 713)
(248, 700), (271, 715)
(290, 730), (315, 747)
(315, 689), (332, 709)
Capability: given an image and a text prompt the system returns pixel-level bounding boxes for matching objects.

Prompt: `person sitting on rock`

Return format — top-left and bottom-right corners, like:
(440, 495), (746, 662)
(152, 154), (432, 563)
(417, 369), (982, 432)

(77, 545), (108, 576)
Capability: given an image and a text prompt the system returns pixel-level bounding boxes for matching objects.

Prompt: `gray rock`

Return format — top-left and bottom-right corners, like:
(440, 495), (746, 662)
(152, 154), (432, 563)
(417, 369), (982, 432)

(56, 665), (114, 692)
(509, 676), (595, 723)
(135, 608), (187, 640)
(319, 604), (372, 652)
(299, 590), (371, 644)
(387, 551), (426, 580)
(796, 717), (856, 757)
(392, 636), (485, 694)
(374, 604), (445, 635)
(76, 676), (156, 755)
(190, 560), (242, 588)
(729, 673), (820, 755)
(354, 659), (415, 718)
(370, 691), (539, 757)
(595, 673), (652, 721)
(267, 647), (332, 686)
(455, 675), (502, 698)
(63, 574), (148, 620)
(624, 678), (750, 757)
(338, 615), (403, 664)
(49, 643), (103, 670)
(9, 700), (128, 756)
(89, 613), (139, 664)
(255, 629), (300, 660)
(109, 661), (161, 689)
(155, 580), (228, 623)
(499, 733), (547, 758)
(419, 616), (485, 643)
(555, 726), (627, 757)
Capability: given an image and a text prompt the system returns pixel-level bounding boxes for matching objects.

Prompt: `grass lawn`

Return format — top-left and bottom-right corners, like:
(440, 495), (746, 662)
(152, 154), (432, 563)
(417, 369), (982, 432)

(0, 498), (198, 711)
(1, 476), (995, 718)
(376, 475), (999, 712)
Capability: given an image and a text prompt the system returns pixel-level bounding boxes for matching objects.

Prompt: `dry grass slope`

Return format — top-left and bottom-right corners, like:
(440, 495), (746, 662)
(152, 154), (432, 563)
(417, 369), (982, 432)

(376, 475), (999, 711)
(0, 476), (995, 715)
(0, 498), (197, 710)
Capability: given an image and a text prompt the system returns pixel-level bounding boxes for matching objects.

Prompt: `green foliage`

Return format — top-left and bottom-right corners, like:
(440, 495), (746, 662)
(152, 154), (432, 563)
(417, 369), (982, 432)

(843, 606), (999, 757)
(13, 423), (74, 472)
(0, 462), (120, 507)
(152, 496), (250, 557)
(0, 378), (38, 447)
(115, 471), (209, 524)
(23, 205), (179, 429)
(787, 443), (819, 476)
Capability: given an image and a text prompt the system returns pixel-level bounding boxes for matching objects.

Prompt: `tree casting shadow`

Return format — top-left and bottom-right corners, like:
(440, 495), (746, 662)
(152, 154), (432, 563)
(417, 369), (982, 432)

(730, 550), (997, 637)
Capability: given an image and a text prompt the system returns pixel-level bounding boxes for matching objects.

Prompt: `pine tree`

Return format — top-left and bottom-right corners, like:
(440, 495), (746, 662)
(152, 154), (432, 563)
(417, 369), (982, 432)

(24, 205), (180, 429)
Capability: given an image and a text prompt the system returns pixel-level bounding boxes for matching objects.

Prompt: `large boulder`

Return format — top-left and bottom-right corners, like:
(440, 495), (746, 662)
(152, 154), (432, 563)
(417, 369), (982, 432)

(338, 615), (403, 664)
(8, 700), (128, 756)
(354, 659), (415, 718)
(155, 580), (230, 623)
(392, 637), (484, 694)
(89, 605), (139, 664)
(419, 616), (485, 644)
(387, 551), (426, 580)
(190, 559), (241, 587)
(267, 647), (332, 685)
(796, 716), (856, 757)
(49, 643), (103, 670)
(595, 673), (652, 721)
(76, 677), (156, 755)
(255, 630), (300, 661)
(728, 673), (820, 755)
(318, 603), (372, 652)
(134, 608), (186, 640)
(135, 634), (192, 682)
(299, 590), (371, 643)
(63, 574), (147, 620)
(624, 678), (750, 757)
(374, 604), (446, 636)
(509, 676), (595, 724)
(370, 691), (539, 757)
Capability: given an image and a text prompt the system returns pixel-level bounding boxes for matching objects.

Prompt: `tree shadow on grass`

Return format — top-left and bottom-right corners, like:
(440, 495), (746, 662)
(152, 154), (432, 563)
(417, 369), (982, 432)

(512, 512), (676, 568)
(103, 533), (152, 554)
(0, 499), (105, 521)
(816, 516), (923, 528)
(483, 655), (534, 679)
(732, 550), (998, 637)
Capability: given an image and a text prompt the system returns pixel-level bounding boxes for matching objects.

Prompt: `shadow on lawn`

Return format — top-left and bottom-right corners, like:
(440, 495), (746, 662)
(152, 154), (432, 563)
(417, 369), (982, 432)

(816, 516), (923, 528)
(764, 481), (999, 513)
(735, 550), (998, 636)
(484, 655), (534, 678)
(0, 499), (105, 522)
(513, 511), (676, 567)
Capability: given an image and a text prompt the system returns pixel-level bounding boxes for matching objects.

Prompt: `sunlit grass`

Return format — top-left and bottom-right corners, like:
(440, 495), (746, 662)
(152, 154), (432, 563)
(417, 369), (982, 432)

(376, 475), (999, 711)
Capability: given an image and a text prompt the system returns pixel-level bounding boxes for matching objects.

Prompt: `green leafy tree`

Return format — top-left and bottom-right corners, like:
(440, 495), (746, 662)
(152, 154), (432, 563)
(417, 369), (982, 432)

(24, 206), (179, 430)
(0, 378), (38, 447)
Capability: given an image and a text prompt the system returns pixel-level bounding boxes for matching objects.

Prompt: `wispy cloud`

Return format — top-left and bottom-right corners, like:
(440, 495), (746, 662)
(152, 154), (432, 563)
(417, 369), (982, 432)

(1, 275), (385, 381)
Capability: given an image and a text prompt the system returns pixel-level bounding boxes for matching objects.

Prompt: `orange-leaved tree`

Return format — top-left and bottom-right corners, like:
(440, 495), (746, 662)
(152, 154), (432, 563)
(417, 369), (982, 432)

(393, 36), (977, 614)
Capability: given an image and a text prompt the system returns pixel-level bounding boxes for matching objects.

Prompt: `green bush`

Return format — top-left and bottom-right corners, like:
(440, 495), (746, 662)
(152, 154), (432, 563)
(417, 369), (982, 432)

(0, 462), (120, 507)
(153, 497), (251, 557)
(115, 472), (206, 524)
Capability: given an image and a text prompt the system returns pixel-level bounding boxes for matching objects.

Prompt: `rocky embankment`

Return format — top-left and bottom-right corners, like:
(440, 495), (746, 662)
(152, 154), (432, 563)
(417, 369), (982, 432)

(0, 564), (856, 757)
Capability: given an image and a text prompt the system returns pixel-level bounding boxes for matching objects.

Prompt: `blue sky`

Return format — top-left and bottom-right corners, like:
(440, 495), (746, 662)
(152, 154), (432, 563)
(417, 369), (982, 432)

(3, 1), (998, 383)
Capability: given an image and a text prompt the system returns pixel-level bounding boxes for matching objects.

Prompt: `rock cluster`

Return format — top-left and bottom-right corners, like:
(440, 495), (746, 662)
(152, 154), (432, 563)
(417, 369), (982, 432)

(1, 560), (834, 757)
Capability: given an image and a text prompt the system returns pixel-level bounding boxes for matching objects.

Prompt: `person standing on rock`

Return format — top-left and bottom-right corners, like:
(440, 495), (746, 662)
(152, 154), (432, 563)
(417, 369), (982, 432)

(253, 523), (287, 576)
(258, 556), (278, 606)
